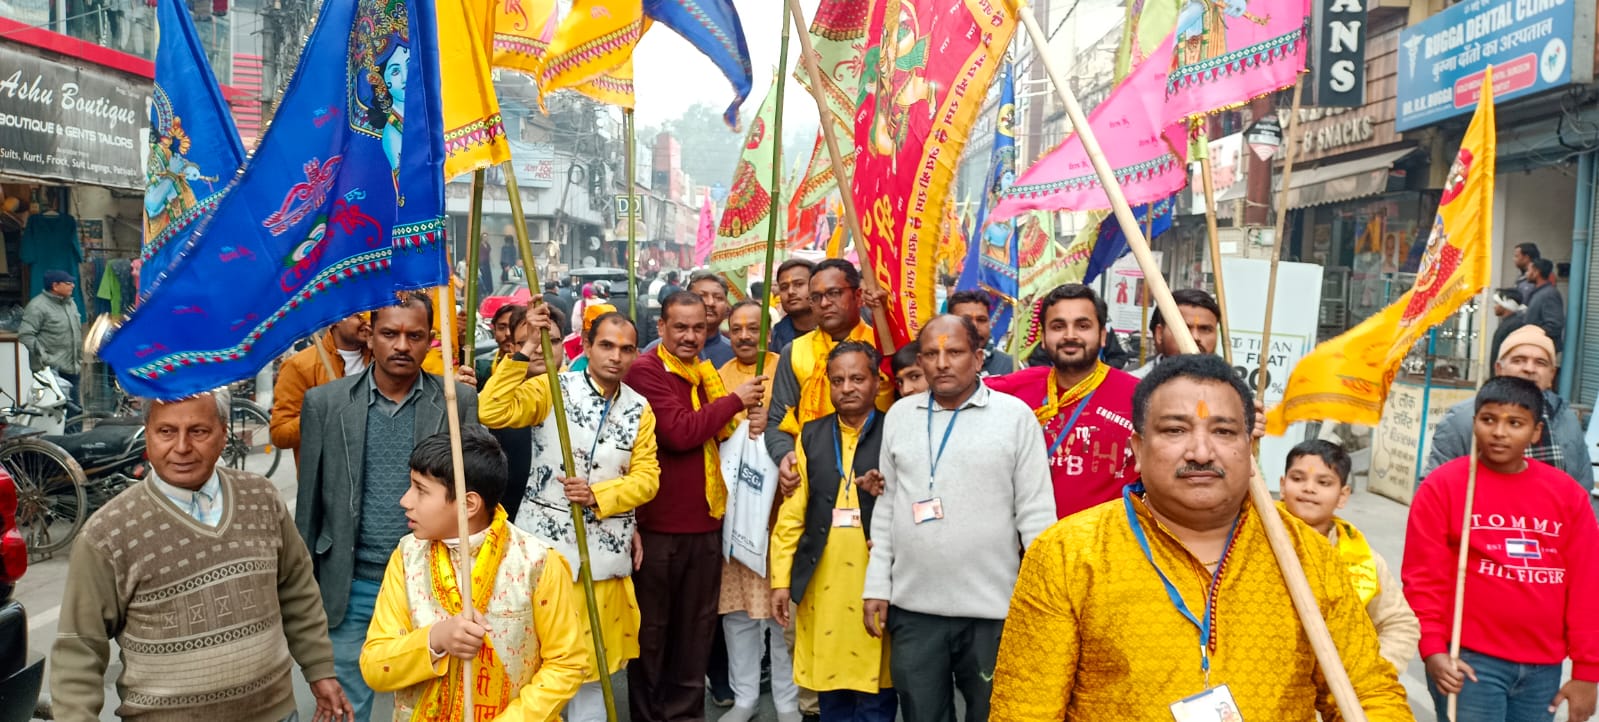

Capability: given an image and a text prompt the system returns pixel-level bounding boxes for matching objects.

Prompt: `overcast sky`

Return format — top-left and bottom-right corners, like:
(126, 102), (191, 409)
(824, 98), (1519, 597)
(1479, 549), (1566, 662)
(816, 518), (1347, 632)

(631, 0), (819, 130)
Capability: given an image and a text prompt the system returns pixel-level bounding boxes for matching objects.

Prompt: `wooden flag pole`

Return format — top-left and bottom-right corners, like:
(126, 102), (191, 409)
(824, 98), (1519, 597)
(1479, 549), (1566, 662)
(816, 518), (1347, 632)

(463, 170), (488, 368)
(503, 161), (619, 720)
(785, 0), (896, 353)
(435, 275), (476, 717)
(1016, 7), (1367, 721)
(1447, 284), (1495, 721)
(312, 331), (338, 380)
(1254, 80), (1304, 405)
(756, 2), (794, 377)
(624, 110), (639, 321)
(1139, 212), (1153, 366)
(1195, 120), (1234, 363)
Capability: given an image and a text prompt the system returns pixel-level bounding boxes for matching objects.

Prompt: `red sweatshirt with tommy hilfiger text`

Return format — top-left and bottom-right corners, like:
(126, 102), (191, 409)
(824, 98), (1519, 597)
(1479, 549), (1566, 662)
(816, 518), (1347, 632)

(1401, 457), (1599, 679)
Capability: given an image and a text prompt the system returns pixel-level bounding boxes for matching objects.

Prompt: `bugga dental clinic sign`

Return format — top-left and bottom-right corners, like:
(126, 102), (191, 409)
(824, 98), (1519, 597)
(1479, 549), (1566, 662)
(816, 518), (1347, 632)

(0, 45), (149, 190)
(1396, 0), (1595, 131)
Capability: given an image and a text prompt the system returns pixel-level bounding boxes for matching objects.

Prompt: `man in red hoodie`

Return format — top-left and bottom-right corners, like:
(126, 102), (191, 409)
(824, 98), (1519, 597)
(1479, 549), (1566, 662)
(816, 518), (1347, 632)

(624, 291), (766, 722)
(1402, 375), (1599, 722)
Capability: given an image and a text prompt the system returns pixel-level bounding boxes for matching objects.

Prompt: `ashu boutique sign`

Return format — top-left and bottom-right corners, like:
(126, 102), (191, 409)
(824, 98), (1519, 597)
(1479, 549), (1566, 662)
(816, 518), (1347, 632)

(0, 46), (150, 190)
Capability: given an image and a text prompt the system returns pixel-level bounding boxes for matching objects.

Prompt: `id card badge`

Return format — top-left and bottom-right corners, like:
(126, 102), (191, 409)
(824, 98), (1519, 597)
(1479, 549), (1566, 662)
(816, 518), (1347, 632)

(1168, 684), (1244, 722)
(832, 508), (862, 528)
(911, 497), (944, 524)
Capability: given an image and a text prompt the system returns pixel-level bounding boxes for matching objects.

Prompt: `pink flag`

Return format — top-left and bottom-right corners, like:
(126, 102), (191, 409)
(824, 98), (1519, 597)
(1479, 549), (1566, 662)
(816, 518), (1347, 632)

(694, 195), (715, 266)
(990, 34), (1188, 222)
(1164, 0), (1310, 120)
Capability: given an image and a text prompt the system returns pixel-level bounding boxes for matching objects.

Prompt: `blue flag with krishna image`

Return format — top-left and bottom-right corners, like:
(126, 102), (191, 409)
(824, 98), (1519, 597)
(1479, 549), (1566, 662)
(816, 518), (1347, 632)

(102, 0), (449, 400)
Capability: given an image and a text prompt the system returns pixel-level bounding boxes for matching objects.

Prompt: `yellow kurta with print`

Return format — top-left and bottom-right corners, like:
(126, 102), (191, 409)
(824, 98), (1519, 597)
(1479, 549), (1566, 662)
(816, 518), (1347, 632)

(770, 423), (891, 693)
(990, 496), (1412, 721)
(478, 356), (661, 678)
(360, 539), (589, 721)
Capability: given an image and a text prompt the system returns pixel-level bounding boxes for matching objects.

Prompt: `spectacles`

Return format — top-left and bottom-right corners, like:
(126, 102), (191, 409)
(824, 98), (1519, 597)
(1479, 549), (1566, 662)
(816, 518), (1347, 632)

(808, 287), (852, 306)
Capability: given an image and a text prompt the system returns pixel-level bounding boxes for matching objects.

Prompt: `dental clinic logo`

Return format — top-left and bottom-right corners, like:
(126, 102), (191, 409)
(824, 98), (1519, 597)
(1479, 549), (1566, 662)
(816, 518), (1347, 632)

(1403, 34), (1424, 79)
(1541, 38), (1567, 85)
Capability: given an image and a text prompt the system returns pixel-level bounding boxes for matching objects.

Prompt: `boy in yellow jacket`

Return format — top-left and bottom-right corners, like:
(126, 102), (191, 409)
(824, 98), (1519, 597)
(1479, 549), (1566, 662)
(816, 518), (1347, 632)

(360, 428), (590, 721)
(1280, 439), (1420, 674)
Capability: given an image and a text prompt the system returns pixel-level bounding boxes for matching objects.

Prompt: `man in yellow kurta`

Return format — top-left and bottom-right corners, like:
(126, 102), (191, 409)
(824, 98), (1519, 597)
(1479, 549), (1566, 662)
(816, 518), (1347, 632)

(771, 340), (896, 720)
(360, 428), (589, 721)
(477, 307), (660, 722)
(764, 259), (894, 494)
(990, 354), (1413, 721)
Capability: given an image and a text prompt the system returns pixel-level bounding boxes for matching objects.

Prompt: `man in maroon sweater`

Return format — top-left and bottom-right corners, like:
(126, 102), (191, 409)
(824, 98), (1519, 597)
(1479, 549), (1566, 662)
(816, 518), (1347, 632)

(625, 291), (766, 721)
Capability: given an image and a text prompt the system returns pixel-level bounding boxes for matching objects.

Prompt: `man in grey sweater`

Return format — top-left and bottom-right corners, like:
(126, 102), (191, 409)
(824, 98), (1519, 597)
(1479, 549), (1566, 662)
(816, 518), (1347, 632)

(863, 314), (1056, 722)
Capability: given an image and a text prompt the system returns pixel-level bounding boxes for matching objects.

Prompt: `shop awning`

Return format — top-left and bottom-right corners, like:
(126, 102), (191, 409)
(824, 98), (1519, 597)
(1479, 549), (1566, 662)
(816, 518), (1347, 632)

(1276, 147), (1416, 209)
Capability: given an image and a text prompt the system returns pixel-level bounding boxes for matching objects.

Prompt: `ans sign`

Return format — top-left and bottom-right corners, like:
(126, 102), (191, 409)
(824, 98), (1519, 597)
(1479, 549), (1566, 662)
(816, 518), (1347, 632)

(1311, 0), (1368, 106)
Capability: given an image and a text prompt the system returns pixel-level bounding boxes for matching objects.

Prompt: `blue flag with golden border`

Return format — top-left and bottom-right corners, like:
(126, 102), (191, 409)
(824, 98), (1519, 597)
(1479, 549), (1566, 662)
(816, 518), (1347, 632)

(103, 0), (449, 400)
(956, 61), (1018, 341)
(139, 0), (247, 302)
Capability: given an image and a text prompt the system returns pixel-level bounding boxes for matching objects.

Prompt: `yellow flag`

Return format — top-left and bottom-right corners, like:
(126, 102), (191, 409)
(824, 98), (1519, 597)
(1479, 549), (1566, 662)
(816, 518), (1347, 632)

(1266, 67), (1496, 435)
(539, 0), (644, 108)
(491, 0), (559, 74)
(439, 0), (511, 180)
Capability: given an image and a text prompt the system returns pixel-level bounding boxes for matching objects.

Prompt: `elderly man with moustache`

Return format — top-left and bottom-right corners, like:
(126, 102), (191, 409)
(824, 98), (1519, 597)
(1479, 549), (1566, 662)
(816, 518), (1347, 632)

(990, 354), (1411, 720)
(52, 390), (353, 721)
(1423, 325), (1593, 492)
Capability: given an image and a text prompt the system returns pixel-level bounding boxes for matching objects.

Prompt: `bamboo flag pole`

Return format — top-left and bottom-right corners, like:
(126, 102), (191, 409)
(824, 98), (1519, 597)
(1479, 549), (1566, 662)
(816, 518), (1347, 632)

(784, 0), (896, 354)
(1195, 120), (1234, 363)
(1447, 285), (1495, 722)
(624, 110), (638, 321)
(1139, 211), (1153, 367)
(435, 270), (476, 717)
(502, 160), (618, 720)
(756, 2), (794, 377)
(312, 331), (338, 379)
(1253, 80), (1304, 405)
(462, 170), (488, 368)
(1015, 7), (1367, 720)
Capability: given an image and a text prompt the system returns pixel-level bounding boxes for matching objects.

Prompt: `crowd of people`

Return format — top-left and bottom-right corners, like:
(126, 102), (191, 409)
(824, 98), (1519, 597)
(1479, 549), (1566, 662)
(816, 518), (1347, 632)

(34, 251), (1599, 722)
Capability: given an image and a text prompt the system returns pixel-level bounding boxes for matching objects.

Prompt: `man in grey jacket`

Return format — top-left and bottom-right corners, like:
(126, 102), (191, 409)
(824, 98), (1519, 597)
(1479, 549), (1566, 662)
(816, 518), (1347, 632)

(1423, 325), (1592, 493)
(1523, 258), (1565, 346)
(19, 269), (82, 390)
(294, 293), (479, 721)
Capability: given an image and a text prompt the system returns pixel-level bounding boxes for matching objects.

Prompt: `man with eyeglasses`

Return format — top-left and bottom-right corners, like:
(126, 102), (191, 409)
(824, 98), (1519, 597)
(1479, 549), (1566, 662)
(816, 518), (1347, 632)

(765, 260), (895, 497)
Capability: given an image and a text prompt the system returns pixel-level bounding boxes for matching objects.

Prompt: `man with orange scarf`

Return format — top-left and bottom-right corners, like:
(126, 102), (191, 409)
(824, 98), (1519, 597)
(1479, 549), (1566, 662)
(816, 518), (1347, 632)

(986, 284), (1141, 519)
(622, 291), (767, 722)
(765, 259), (894, 492)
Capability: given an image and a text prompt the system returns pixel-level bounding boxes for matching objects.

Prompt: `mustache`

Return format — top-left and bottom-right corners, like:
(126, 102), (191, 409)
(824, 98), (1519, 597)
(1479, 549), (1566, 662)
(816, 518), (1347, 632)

(1176, 463), (1225, 478)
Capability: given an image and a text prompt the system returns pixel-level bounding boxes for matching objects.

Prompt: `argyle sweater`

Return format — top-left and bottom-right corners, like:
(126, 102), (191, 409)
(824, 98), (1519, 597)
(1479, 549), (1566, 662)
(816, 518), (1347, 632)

(50, 468), (335, 721)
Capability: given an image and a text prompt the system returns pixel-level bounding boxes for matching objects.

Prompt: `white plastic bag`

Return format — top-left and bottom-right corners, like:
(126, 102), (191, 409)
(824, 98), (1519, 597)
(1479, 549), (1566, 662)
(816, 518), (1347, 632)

(720, 421), (779, 576)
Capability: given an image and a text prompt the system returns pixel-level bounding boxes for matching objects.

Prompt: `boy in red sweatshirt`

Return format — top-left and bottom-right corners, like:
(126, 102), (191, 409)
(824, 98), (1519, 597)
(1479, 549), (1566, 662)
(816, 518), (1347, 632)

(1402, 376), (1599, 722)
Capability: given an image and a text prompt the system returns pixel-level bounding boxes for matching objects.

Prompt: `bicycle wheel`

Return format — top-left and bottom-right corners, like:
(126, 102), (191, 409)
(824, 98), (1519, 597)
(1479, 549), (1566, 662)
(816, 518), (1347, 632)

(224, 399), (282, 479)
(0, 437), (89, 556)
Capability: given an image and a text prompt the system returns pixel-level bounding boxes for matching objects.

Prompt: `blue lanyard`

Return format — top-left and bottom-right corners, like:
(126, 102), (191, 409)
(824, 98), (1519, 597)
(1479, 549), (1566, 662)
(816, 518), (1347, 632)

(1120, 483), (1241, 677)
(1047, 383), (1101, 459)
(835, 411), (873, 506)
(925, 402), (964, 491)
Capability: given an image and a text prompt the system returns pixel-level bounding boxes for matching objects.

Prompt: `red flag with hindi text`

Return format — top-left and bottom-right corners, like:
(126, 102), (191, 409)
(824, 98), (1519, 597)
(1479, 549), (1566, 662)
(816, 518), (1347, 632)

(851, 0), (1015, 347)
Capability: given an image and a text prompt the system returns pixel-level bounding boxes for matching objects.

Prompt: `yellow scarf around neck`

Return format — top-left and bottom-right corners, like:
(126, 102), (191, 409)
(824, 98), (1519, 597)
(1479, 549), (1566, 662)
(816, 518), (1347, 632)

(779, 322), (880, 437)
(415, 506), (512, 722)
(656, 344), (733, 518)
(1333, 517), (1380, 606)
(1033, 362), (1109, 426)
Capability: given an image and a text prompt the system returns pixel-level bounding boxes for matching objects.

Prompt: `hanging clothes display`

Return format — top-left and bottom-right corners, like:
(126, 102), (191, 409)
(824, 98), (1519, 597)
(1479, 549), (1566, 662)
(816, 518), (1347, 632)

(20, 212), (84, 318)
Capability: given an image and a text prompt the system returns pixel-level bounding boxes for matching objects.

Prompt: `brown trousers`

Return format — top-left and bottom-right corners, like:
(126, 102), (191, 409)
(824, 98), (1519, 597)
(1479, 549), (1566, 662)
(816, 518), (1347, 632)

(630, 530), (723, 722)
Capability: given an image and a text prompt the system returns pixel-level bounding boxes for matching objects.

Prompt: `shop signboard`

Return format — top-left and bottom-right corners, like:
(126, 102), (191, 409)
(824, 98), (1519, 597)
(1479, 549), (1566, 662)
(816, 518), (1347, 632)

(1310, 0), (1368, 107)
(1105, 250), (1164, 337)
(1396, 0), (1596, 131)
(507, 141), (556, 189)
(0, 45), (149, 190)
(1222, 257), (1324, 490)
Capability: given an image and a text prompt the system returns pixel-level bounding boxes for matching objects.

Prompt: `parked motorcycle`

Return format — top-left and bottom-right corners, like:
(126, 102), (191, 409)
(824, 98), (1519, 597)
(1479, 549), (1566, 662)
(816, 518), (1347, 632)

(5, 371), (70, 437)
